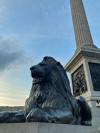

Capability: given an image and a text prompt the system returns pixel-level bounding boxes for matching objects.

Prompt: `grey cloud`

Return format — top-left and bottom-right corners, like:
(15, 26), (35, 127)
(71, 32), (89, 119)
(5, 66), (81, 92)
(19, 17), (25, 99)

(0, 35), (29, 71)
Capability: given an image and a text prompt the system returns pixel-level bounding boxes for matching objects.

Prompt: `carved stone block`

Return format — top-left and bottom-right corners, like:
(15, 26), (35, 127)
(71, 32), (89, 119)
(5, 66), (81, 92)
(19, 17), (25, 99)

(72, 65), (87, 97)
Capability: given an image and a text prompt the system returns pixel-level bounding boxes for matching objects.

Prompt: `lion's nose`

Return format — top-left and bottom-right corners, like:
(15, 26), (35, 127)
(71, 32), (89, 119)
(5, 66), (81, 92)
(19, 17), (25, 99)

(30, 66), (35, 71)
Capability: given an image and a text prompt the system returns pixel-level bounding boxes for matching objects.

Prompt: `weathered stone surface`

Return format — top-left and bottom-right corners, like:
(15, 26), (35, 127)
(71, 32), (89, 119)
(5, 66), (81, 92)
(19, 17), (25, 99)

(0, 123), (99, 133)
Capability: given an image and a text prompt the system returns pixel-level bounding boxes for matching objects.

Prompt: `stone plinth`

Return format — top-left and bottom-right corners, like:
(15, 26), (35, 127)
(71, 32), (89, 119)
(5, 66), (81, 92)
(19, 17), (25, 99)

(0, 122), (100, 133)
(65, 47), (100, 126)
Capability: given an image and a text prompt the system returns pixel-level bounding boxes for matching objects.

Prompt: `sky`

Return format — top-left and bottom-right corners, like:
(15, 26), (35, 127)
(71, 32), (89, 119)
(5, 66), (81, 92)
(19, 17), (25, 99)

(0, 0), (100, 106)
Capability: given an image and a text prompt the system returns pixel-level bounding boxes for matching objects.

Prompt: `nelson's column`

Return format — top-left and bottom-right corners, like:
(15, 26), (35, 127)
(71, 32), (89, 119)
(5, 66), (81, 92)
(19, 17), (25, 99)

(65, 0), (100, 126)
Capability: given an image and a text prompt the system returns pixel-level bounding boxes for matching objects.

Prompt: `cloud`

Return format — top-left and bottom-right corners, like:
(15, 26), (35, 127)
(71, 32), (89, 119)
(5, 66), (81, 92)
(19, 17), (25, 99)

(0, 35), (30, 72)
(0, 0), (8, 21)
(0, 6), (7, 19)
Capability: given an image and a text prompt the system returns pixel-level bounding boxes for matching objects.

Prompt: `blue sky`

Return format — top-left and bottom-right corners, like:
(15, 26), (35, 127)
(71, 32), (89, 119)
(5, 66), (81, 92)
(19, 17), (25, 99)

(0, 0), (100, 106)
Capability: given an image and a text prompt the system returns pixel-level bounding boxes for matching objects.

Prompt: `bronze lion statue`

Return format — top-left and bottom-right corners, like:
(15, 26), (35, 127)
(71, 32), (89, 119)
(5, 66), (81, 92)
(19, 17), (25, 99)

(25, 56), (92, 125)
(0, 56), (92, 125)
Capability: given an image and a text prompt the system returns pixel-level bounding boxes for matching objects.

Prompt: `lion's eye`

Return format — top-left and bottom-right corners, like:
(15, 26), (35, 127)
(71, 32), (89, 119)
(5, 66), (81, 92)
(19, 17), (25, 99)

(39, 63), (45, 66)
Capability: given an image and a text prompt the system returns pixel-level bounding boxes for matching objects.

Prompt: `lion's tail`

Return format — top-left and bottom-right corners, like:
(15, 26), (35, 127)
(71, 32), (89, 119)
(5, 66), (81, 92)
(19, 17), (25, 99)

(77, 96), (92, 125)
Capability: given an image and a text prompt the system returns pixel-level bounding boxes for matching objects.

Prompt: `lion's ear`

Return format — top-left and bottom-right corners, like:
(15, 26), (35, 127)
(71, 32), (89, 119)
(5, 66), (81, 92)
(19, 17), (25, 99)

(43, 57), (48, 61)
(57, 62), (60, 66)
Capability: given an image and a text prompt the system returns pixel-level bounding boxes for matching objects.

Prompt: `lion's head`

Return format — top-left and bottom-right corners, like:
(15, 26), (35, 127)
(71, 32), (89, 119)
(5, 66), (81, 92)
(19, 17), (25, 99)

(30, 56), (71, 95)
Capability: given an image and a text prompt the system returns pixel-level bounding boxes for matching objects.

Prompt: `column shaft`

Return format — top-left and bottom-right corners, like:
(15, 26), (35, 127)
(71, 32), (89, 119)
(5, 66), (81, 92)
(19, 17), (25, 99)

(70, 0), (93, 48)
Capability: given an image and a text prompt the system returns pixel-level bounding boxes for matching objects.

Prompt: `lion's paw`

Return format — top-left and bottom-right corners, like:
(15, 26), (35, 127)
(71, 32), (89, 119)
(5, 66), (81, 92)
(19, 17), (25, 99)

(26, 108), (49, 122)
